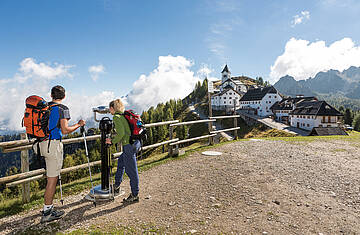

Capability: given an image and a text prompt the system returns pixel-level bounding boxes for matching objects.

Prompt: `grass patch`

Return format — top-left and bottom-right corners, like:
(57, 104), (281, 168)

(59, 222), (167, 235)
(260, 130), (360, 142)
(245, 128), (296, 138)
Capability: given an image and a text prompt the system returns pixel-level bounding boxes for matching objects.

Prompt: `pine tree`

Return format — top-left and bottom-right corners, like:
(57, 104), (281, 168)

(344, 108), (353, 125)
(147, 127), (153, 145)
(141, 111), (149, 124)
(166, 107), (174, 121)
(258, 77), (264, 85)
(352, 113), (360, 131)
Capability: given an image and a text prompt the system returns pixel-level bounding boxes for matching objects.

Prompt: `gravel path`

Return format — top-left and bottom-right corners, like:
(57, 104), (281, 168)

(1, 138), (360, 234)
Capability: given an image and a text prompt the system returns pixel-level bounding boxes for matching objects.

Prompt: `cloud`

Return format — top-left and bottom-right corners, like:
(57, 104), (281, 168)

(0, 58), (115, 131)
(15, 58), (73, 83)
(205, 0), (242, 62)
(0, 56), (217, 131)
(291, 11), (310, 27)
(269, 37), (360, 83)
(65, 91), (115, 122)
(320, 0), (359, 7)
(88, 64), (105, 81)
(213, 0), (240, 12)
(124, 55), (202, 112)
(197, 64), (220, 81)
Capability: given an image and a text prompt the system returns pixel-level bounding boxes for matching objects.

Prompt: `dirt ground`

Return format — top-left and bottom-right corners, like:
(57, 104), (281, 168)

(1, 138), (360, 234)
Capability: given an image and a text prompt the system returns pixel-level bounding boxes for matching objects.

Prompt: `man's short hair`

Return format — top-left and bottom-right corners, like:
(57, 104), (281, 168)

(51, 85), (66, 100)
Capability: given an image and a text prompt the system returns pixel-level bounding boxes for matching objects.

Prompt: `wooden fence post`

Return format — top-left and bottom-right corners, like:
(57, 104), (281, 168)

(168, 126), (174, 157)
(234, 117), (238, 140)
(20, 133), (30, 203)
(208, 121), (214, 145)
(208, 91), (214, 145)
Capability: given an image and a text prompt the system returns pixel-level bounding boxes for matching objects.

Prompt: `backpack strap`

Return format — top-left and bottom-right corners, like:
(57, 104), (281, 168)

(47, 103), (61, 153)
(31, 139), (42, 164)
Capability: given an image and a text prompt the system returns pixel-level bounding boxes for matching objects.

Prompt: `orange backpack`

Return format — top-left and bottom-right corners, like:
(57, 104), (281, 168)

(23, 95), (54, 139)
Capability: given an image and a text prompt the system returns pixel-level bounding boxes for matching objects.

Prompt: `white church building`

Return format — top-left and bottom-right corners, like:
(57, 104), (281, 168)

(211, 65), (250, 111)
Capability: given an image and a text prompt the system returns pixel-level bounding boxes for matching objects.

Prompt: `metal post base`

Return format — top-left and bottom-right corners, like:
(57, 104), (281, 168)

(84, 184), (125, 201)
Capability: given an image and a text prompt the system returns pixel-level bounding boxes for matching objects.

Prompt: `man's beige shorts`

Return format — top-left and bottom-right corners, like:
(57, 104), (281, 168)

(34, 140), (63, 177)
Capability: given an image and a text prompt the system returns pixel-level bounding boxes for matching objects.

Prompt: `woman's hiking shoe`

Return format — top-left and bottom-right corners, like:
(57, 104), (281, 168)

(40, 207), (65, 223)
(114, 184), (121, 194)
(123, 193), (139, 203)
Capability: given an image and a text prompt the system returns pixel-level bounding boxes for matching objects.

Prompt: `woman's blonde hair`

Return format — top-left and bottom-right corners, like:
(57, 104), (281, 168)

(109, 99), (125, 113)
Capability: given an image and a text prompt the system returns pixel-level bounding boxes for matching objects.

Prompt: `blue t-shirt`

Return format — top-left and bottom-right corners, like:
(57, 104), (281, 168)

(48, 102), (71, 140)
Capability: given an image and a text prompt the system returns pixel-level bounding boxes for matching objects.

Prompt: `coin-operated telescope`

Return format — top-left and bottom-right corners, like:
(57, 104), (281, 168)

(86, 106), (123, 203)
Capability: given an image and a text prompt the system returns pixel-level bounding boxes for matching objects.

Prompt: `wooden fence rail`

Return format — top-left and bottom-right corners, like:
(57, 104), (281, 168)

(2, 135), (101, 153)
(0, 115), (239, 203)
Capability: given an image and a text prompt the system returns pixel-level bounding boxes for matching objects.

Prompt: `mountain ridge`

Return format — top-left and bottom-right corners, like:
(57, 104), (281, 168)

(274, 66), (360, 109)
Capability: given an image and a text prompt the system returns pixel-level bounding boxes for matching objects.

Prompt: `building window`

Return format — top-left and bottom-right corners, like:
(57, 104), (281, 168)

(224, 101), (226, 104)
(275, 96), (277, 98)
(307, 124), (310, 127)
(269, 96), (271, 98)
(230, 101), (231, 104)
(224, 97), (226, 99)
(229, 97), (232, 99)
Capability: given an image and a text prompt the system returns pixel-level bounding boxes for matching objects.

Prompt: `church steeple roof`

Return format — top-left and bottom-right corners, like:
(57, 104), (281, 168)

(222, 64), (230, 73)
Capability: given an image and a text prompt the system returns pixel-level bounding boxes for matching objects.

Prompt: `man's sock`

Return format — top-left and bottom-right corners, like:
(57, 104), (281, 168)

(43, 204), (53, 212)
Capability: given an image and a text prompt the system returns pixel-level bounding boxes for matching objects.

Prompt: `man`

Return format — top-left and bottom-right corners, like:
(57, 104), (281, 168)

(38, 85), (85, 223)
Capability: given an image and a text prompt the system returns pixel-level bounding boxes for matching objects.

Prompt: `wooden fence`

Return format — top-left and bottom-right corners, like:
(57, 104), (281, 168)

(0, 116), (239, 203)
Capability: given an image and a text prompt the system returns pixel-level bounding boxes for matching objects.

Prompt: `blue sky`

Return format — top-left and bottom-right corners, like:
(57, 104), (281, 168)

(1, 0), (360, 130)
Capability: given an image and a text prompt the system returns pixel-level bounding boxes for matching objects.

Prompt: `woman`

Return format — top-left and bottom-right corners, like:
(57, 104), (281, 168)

(105, 99), (141, 203)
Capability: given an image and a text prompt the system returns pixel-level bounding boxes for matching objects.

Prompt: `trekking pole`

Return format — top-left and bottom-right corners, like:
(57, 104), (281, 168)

(81, 126), (96, 206)
(58, 174), (64, 205)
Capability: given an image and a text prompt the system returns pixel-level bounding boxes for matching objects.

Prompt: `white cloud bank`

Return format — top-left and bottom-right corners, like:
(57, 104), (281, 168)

(0, 55), (214, 131)
(269, 37), (360, 83)
(291, 11), (310, 27)
(125, 55), (203, 112)
(0, 58), (115, 131)
(89, 64), (105, 81)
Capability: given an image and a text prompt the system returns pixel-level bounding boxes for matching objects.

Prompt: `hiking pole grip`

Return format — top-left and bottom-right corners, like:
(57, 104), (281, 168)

(80, 126), (85, 134)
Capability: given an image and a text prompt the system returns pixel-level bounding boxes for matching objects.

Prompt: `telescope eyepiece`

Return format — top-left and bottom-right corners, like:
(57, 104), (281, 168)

(99, 117), (113, 134)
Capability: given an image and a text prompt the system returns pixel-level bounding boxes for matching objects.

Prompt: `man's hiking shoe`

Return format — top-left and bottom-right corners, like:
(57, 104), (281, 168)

(123, 193), (139, 203)
(40, 207), (65, 223)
